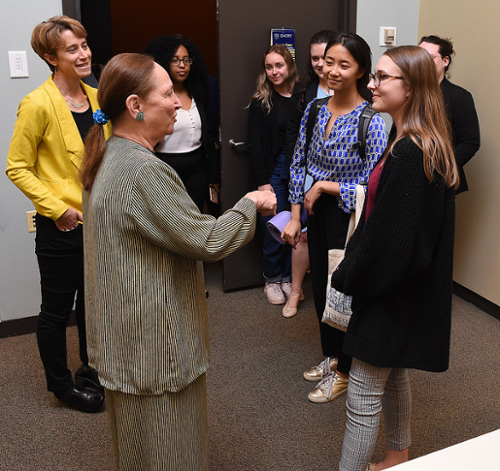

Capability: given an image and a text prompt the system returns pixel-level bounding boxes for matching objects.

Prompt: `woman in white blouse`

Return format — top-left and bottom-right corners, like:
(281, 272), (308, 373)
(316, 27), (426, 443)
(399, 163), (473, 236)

(145, 35), (218, 212)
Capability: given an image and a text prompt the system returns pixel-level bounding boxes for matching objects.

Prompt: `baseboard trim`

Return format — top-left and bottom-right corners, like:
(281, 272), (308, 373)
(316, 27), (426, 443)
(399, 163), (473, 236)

(453, 282), (500, 321)
(1, 285), (497, 338)
(0, 312), (76, 339)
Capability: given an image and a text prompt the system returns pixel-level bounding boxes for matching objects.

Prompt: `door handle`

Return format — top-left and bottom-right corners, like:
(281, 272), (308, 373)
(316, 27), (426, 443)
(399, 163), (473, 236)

(228, 139), (246, 149)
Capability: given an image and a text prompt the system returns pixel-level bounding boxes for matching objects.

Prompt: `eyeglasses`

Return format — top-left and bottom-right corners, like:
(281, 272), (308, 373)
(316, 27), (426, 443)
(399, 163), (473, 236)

(171, 57), (193, 66)
(369, 72), (404, 87)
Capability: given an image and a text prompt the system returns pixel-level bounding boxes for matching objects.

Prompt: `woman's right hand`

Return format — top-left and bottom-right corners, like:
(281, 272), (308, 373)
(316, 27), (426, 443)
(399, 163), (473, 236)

(245, 190), (277, 217)
(281, 219), (302, 249)
(55, 206), (83, 232)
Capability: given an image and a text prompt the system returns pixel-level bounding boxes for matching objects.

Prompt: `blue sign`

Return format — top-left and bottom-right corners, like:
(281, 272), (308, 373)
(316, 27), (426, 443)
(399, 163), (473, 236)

(271, 29), (296, 61)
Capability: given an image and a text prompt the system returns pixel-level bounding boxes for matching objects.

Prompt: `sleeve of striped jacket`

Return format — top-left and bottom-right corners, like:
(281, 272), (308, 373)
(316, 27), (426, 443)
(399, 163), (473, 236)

(128, 161), (257, 262)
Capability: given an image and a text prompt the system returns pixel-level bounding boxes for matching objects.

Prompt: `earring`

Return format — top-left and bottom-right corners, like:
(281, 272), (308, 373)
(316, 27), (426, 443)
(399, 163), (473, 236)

(137, 112), (144, 121)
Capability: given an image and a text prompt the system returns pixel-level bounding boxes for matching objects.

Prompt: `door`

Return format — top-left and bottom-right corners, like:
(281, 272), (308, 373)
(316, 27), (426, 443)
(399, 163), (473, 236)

(218, 0), (356, 290)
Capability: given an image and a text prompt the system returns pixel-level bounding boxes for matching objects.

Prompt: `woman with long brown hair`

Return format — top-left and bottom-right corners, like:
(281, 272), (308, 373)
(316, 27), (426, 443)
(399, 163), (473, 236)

(331, 45), (458, 470)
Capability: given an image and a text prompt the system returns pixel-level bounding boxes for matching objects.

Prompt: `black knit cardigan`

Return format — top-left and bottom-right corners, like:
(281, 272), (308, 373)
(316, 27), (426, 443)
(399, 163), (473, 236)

(330, 137), (456, 372)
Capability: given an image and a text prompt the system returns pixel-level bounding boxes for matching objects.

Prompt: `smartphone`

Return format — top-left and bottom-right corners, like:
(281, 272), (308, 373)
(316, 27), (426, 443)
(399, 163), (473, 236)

(209, 187), (218, 204)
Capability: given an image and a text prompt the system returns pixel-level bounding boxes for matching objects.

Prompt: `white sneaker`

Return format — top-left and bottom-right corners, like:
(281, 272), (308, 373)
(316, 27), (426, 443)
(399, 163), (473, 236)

(264, 282), (286, 305)
(281, 281), (292, 298)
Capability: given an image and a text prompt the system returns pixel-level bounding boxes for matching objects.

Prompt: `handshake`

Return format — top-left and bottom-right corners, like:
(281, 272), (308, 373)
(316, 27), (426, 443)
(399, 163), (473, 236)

(245, 190), (277, 217)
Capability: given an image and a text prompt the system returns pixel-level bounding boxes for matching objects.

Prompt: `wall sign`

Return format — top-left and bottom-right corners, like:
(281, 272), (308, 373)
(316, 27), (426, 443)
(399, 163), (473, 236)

(270, 28), (296, 61)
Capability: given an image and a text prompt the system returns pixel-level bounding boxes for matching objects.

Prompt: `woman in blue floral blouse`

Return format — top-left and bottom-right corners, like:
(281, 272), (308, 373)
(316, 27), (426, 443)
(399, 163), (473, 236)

(282, 32), (387, 404)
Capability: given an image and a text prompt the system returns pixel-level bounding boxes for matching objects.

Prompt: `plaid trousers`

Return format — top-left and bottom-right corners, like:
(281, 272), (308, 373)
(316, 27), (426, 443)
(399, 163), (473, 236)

(338, 358), (412, 471)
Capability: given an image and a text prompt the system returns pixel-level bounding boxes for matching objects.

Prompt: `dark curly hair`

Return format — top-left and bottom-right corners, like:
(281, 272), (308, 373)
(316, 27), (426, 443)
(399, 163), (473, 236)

(144, 34), (209, 109)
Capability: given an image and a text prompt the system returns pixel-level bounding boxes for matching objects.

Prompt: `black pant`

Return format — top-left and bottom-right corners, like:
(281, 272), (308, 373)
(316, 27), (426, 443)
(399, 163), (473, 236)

(157, 147), (208, 212)
(35, 215), (88, 393)
(307, 193), (352, 375)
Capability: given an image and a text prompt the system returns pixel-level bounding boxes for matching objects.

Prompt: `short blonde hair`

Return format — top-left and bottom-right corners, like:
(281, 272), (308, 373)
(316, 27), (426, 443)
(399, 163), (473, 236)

(31, 15), (87, 72)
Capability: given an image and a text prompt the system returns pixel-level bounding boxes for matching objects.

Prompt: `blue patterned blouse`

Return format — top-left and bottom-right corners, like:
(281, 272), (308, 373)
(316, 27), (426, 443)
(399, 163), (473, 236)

(289, 100), (387, 213)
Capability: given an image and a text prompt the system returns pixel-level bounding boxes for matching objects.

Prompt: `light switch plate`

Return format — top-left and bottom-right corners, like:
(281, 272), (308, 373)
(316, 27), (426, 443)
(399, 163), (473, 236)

(379, 27), (397, 47)
(9, 51), (29, 78)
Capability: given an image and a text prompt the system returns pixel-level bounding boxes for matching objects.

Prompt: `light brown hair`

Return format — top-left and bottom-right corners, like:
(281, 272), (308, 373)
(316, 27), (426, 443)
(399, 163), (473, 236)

(249, 45), (299, 113)
(31, 15), (87, 72)
(81, 53), (157, 191)
(384, 45), (459, 188)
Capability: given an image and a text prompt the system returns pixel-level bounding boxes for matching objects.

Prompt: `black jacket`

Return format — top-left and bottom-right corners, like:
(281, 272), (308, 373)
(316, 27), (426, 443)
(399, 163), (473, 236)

(330, 137), (455, 372)
(286, 79), (319, 163)
(247, 92), (293, 187)
(441, 78), (480, 194)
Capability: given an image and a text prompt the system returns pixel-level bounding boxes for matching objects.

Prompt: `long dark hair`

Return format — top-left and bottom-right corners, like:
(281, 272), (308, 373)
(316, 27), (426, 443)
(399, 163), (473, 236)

(144, 34), (209, 110)
(81, 53), (156, 191)
(325, 32), (372, 102)
(296, 30), (337, 111)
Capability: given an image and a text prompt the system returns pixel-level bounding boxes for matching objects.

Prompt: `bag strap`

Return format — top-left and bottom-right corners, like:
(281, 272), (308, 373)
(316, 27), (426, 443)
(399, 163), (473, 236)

(345, 184), (366, 247)
(351, 103), (376, 160)
(305, 100), (376, 161)
(305, 97), (330, 157)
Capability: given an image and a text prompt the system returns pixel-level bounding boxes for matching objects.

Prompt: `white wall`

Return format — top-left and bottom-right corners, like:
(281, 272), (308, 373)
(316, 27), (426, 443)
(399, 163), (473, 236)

(356, 0), (420, 126)
(0, 1), (62, 322)
(356, 0), (420, 64)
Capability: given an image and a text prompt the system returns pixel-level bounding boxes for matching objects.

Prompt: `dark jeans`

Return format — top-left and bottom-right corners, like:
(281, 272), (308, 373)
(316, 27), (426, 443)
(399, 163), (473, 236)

(260, 152), (292, 282)
(35, 214), (88, 393)
(307, 193), (352, 375)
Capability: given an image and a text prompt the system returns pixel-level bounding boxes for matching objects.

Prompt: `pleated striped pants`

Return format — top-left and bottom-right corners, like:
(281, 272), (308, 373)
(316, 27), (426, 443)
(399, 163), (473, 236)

(339, 359), (412, 471)
(106, 373), (208, 471)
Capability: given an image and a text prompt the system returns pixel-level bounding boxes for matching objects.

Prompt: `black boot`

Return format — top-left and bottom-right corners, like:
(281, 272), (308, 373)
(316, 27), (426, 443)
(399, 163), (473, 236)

(75, 363), (105, 395)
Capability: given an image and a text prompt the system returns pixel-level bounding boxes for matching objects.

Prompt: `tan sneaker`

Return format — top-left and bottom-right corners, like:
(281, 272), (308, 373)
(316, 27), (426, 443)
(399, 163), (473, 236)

(303, 357), (338, 381)
(264, 282), (286, 304)
(308, 372), (348, 403)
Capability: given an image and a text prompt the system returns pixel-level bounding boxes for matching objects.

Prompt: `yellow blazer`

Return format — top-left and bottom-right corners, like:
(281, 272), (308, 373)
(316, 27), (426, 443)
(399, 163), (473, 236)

(6, 76), (110, 220)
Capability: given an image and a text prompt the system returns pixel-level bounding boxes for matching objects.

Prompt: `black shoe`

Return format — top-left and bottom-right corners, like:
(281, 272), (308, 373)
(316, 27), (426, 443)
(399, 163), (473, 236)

(55, 386), (104, 413)
(75, 364), (105, 394)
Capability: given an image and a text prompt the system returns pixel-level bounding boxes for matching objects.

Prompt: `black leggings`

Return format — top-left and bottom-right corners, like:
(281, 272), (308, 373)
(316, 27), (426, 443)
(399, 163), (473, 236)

(156, 147), (208, 212)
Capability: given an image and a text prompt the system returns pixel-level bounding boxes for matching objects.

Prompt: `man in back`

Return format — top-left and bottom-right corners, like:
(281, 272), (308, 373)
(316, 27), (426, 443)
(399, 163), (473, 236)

(420, 35), (480, 194)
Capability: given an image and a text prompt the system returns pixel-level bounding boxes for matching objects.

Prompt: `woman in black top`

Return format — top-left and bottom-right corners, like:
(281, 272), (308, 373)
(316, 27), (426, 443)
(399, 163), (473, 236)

(247, 45), (299, 305)
(6, 16), (106, 413)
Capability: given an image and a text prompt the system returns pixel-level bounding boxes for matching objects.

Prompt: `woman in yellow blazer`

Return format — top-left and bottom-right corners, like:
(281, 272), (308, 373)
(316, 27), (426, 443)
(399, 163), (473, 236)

(6, 16), (109, 413)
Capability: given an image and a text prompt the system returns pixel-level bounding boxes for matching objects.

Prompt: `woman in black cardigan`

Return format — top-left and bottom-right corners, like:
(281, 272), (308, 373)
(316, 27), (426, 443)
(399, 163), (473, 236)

(331, 46), (459, 471)
(247, 45), (299, 305)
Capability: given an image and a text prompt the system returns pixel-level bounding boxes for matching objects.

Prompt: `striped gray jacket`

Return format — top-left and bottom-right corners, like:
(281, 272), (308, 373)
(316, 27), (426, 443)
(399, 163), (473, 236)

(83, 136), (256, 394)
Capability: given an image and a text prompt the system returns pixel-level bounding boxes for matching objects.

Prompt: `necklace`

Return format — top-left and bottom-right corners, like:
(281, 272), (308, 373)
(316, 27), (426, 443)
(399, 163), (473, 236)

(63, 93), (85, 109)
(70, 100), (85, 109)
